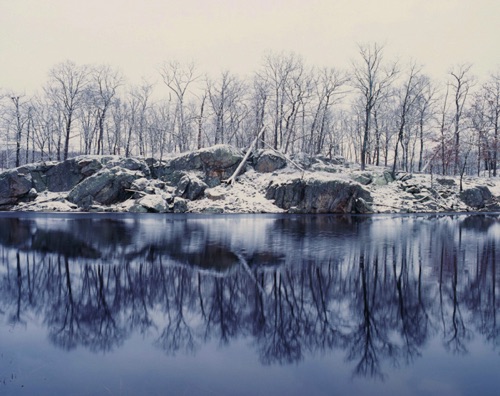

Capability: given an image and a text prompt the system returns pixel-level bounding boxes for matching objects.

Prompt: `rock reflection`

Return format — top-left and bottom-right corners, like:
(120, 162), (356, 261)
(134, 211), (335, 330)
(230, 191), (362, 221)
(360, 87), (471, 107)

(0, 213), (499, 379)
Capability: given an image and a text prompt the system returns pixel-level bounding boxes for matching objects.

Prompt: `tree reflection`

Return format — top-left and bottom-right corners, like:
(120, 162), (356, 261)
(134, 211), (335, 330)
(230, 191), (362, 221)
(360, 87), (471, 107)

(0, 213), (499, 380)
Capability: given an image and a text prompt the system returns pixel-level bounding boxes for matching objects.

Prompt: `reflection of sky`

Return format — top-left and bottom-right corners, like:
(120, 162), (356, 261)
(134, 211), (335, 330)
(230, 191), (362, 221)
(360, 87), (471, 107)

(1, 316), (499, 395)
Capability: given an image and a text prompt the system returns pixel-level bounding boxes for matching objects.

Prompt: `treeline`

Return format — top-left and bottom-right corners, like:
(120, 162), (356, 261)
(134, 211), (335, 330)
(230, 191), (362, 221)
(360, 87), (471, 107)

(1, 43), (499, 176)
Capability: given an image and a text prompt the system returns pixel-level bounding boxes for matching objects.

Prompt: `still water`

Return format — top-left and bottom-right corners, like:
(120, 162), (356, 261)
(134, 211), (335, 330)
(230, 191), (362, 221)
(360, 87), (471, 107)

(0, 212), (499, 396)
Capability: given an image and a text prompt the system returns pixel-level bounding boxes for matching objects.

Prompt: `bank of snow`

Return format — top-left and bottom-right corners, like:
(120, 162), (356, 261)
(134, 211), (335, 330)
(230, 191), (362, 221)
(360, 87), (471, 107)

(2, 144), (500, 214)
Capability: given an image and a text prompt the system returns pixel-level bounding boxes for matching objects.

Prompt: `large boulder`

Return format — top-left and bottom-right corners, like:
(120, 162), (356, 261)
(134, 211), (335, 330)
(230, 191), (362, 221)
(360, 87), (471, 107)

(253, 150), (287, 173)
(101, 156), (151, 177)
(137, 194), (169, 213)
(68, 167), (142, 208)
(44, 159), (87, 192)
(373, 170), (394, 186)
(0, 169), (33, 206)
(176, 174), (208, 200)
(460, 186), (493, 209)
(266, 178), (373, 214)
(170, 145), (244, 186)
(352, 172), (373, 185)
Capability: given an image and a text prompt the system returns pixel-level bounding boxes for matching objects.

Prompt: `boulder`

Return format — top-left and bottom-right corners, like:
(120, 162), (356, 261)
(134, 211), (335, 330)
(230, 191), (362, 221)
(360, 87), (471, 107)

(253, 150), (287, 173)
(101, 156), (151, 177)
(314, 154), (345, 166)
(205, 187), (227, 201)
(130, 177), (149, 192)
(176, 174), (208, 200)
(137, 194), (169, 213)
(373, 170), (394, 186)
(77, 158), (103, 177)
(266, 178), (373, 214)
(0, 169), (33, 206)
(173, 197), (188, 213)
(352, 172), (373, 185)
(436, 178), (456, 187)
(460, 186), (493, 209)
(68, 167), (142, 207)
(44, 159), (86, 192)
(170, 145), (244, 186)
(290, 153), (313, 169)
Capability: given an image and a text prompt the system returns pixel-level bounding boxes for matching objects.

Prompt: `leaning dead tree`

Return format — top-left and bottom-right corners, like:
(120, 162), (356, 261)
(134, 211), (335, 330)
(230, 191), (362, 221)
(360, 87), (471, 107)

(224, 124), (306, 185)
(224, 125), (267, 185)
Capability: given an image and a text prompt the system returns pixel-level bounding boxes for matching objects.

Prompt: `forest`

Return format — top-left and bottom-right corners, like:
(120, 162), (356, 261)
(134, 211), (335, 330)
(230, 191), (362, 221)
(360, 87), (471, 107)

(1, 43), (499, 178)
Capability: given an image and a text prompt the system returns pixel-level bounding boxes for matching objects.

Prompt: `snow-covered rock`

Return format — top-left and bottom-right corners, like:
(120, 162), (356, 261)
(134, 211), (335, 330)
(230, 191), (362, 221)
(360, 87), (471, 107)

(137, 194), (169, 213)
(253, 150), (287, 173)
(1, 145), (499, 214)
(266, 177), (373, 214)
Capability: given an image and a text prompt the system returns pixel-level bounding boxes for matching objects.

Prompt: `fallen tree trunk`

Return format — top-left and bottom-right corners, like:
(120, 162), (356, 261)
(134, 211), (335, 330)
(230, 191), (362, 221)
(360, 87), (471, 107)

(224, 125), (267, 185)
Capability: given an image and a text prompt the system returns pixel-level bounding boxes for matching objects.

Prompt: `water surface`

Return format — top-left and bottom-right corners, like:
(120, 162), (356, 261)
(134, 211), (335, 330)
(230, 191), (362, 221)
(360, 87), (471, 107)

(0, 212), (499, 395)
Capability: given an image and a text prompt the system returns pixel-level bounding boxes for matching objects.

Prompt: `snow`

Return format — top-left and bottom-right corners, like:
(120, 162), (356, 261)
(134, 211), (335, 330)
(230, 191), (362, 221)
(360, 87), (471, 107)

(7, 161), (500, 214)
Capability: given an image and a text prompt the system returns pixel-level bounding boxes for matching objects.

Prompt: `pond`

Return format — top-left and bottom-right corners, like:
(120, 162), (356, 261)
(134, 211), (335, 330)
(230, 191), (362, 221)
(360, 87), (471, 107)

(0, 212), (499, 396)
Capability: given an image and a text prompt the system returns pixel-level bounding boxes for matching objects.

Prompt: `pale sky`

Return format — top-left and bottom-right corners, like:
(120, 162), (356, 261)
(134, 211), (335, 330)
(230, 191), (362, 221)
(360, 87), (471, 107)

(1, 0), (499, 93)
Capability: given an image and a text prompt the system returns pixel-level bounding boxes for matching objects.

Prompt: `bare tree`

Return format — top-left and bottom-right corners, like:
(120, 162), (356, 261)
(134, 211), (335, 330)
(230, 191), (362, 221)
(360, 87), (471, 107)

(9, 94), (28, 167)
(483, 71), (500, 176)
(392, 62), (425, 174)
(309, 67), (349, 155)
(160, 61), (198, 152)
(259, 52), (305, 151)
(91, 65), (123, 155)
(449, 64), (475, 174)
(46, 61), (90, 160)
(352, 43), (398, 170)
(206, 70), (247, 146)
(415, 76), (437, 172)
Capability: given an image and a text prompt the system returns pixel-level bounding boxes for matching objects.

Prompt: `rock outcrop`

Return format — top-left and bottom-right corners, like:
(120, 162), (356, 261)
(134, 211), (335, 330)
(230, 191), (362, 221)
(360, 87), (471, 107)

(253, 150), (287, 173)
(460, 186), (494, 209)
(0, 144), (498, 214)
(266, 178), (373, 214)
(67, 167), (142, 208)
(167, 144), (243, 186)
(0, 169), (33, 206)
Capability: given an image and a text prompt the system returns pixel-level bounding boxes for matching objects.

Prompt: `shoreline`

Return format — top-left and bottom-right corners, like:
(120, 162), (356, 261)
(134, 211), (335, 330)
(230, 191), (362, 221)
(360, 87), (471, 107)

(1, 145), (499, 215)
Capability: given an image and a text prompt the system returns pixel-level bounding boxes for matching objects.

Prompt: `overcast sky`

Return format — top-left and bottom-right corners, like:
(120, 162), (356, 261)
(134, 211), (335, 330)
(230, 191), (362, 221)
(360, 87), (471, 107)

(1, 0), (499, 93)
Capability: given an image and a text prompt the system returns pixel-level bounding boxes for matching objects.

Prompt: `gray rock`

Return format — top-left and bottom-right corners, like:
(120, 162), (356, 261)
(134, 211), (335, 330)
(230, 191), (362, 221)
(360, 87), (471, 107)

(138, 194), (169, 213)
(352, 172), (373, 185)
(311, 164), (338, 174)
(176, 174), (208, 200)
(128, 204), (149, 213)
(130, 177), (149, 191)
(253, 150), (287, 173)
(44, 159), (85, 192)
(170, 144), (243, 186)
(266, 178), (373, 214)
(314, 154), (345, 166)
(102, 156), (151, 177)
(77, 158), (103, 176)
(1, 170), (32, 197)
(290, 152), (313, 169)
(460, 186), (493, 208)
(68, 167), (141, 207)
(173, 197), (188, 213)
(200, 207), (224, 214)
(405, 185), (421, 194)
(436, 178), (456, 187)
(373, 170), (394, 186)
(205, 188), (226, 201)
(396, 173), (413, 182)
(0, 169), (33, 207)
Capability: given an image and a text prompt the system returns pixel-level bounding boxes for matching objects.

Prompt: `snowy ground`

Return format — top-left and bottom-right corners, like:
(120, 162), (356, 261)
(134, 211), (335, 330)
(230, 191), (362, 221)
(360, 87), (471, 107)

(12, 162), (500, 214)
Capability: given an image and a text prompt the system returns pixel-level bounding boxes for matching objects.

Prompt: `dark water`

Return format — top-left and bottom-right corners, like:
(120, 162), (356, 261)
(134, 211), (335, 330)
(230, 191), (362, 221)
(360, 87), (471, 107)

(0, 212), (499, 396)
